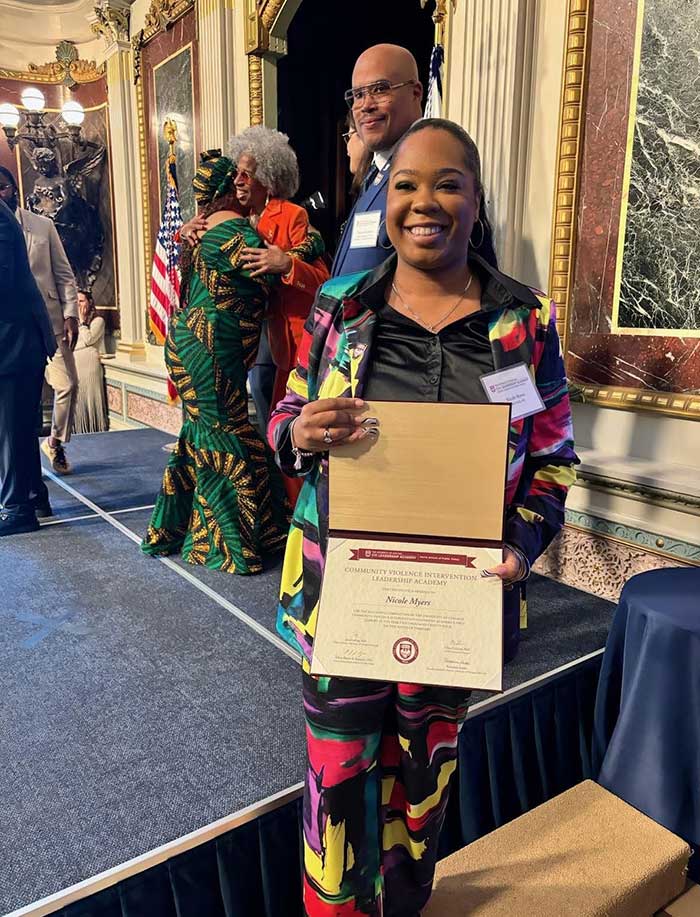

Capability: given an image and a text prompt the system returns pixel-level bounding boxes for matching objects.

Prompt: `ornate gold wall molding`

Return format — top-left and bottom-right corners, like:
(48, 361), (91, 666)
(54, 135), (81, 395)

(135, 76), (153, 314)
(132, 0), (195, 83)
(248, 53), (264, 126)
(0, 41), (105, 85)
(245, 0), (269, 54)
(144, 0), (194, 34)
(575, 384), (700, 421)
(260, 0), (287, 30)
(575, 470), (700, 514)
(547, 0), (590, 348)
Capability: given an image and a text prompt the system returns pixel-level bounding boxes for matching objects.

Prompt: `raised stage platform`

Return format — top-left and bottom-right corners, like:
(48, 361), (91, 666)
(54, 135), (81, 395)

(1, 429), (615, 916)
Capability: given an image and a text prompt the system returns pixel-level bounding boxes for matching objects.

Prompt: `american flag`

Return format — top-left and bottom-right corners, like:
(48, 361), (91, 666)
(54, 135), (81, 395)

(148, 158), (182, 345)
(424, 43), (444, 118)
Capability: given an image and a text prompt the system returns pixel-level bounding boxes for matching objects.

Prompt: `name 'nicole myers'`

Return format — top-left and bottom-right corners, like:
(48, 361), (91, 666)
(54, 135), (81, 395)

(385, 596), (431, 607)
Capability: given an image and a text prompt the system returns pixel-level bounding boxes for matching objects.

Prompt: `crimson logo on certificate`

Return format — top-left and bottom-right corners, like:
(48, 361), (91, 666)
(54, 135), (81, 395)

(393, 637), (419, 664)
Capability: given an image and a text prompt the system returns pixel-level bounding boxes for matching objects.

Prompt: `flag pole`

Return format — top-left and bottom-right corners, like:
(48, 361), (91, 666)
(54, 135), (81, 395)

(164, 117), (178, 190)
(423, 1), (455, 119)
(147, 117), (183, 356)
(420, 0), (455, 46)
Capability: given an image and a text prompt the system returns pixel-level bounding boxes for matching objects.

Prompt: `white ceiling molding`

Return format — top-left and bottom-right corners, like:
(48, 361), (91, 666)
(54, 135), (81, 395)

(0, 0), (92, 11)
(0, 0), (102, 71)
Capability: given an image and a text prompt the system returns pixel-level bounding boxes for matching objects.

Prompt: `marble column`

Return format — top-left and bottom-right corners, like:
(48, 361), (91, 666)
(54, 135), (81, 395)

(197, 0), (238, 149)
(105, 42), (147, 359)
(90, 0), (146, 360)
(445, 0), (537, 276)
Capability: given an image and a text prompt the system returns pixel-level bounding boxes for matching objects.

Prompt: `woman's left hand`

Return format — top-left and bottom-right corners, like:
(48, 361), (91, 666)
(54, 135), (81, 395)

(241, 242), (293, 277)
(485, 547), (524, 584)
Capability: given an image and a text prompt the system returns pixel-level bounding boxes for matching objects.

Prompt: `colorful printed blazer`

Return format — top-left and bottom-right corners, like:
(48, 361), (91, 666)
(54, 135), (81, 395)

(268, 254), (579, 665)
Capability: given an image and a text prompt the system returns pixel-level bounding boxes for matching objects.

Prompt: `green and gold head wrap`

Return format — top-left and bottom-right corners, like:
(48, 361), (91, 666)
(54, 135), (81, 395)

(192, 150), (236, 205)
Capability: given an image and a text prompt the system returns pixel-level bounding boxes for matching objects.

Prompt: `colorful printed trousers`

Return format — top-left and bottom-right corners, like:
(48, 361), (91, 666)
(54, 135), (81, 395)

(302, 672), (470, 916)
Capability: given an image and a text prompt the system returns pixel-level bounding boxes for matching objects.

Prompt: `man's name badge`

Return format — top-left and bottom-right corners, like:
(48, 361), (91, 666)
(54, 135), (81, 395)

(480, 363), (545, 421)
(349, 210), (382, 249)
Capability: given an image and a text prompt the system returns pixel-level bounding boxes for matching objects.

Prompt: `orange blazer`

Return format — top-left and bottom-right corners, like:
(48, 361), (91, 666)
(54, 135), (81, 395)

(256, 199), (329, 374)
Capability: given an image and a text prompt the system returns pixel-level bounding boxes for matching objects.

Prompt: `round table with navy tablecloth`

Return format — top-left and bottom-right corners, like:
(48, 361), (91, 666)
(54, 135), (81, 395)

(593, 567), (700, 879)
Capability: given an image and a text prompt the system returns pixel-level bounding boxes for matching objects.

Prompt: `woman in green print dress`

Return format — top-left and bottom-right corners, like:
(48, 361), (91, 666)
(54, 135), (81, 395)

(142, 152), (294, 574)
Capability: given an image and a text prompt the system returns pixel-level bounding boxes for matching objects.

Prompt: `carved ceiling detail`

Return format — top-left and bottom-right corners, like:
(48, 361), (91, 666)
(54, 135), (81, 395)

(90, 0), (132, 45)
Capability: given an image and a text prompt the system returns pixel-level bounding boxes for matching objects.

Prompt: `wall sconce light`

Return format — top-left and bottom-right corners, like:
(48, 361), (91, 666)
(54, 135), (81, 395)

(0, 102), (21, 143)
(0, 87), (86, 151)
(21, 86), (46, 112)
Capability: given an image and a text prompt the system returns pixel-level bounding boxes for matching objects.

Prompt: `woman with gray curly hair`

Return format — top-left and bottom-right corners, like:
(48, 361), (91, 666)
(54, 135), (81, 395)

(180, 127), (328, 505)
(234, 126), (329, 504)
(229, 125), (300, 204)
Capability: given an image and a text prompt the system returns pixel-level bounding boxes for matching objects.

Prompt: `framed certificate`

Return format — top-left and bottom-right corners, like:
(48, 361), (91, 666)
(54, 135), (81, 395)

(311, 402), (511, 691)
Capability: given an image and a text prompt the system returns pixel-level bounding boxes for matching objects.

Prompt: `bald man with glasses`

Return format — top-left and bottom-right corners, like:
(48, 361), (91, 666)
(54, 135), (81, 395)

(332, 44), (424, 277)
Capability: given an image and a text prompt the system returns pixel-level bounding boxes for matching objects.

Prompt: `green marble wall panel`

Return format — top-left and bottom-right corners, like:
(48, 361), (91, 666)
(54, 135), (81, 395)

(617, 0), (700, 332)
(153, 45), (195, 222)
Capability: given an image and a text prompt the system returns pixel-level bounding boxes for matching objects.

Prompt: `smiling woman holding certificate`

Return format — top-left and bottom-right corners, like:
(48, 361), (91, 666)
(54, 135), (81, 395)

(268, 119), (578, 917)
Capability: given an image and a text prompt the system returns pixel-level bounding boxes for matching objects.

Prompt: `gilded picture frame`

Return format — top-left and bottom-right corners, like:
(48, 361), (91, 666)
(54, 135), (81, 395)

(131, 0), (196, 340)
(551, 0), (700, 420)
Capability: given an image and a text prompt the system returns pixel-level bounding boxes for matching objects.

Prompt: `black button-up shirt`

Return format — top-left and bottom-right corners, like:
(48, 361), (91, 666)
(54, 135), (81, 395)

(363, 302), (494, 403)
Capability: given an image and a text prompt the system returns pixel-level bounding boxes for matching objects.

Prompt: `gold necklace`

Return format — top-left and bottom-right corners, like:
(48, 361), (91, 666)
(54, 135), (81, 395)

(391, 272), (474, 333)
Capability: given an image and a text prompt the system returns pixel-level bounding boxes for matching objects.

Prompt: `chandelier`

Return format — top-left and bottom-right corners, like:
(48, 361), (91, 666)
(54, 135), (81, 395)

(0, 87), (87, 152)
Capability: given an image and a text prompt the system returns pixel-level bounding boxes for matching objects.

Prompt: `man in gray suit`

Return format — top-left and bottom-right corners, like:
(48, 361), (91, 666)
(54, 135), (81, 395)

(0, 166), (79, 476)
(0, 196), (56, 535)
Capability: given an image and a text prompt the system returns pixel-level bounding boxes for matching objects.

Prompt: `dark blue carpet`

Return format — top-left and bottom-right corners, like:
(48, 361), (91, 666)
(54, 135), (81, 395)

(39, 428), (175, 513)
(37, 477), (91, 522)
(0, 513), (305, 914)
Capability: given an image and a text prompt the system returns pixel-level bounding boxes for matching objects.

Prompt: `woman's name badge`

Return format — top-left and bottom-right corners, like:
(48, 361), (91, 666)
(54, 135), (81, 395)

(480, 363), (545, 422)
(349, 211), (382, 249)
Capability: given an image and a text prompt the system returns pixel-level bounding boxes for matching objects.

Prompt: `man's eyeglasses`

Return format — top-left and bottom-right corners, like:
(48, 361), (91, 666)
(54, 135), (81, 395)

(344, 79), (415, 109)
(0, 183), (14, 191)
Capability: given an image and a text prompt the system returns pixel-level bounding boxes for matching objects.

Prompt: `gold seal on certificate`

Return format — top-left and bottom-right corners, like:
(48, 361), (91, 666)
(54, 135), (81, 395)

(311, 402), (512, 692)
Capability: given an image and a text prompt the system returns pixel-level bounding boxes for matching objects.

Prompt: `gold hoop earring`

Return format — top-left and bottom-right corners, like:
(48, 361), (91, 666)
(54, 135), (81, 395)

(470, 218), (485, 249)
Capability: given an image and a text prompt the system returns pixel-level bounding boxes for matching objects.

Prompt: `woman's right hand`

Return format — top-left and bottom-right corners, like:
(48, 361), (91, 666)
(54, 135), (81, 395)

(180, 215), (208, 245)
(292, 398), (374, 452)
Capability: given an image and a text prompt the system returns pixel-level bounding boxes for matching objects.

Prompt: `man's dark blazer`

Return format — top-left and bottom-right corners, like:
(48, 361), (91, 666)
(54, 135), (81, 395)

(331, 166), (394, 277)
(0, 198), (56, 376)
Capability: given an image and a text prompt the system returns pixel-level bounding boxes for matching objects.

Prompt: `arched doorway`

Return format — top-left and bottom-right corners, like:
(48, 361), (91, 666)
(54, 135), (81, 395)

(274, 0), (436, 252)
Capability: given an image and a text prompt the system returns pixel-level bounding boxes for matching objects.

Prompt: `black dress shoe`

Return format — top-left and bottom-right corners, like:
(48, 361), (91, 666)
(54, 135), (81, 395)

(0, 511), (40, 536)
(33, 501), (53, 519)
